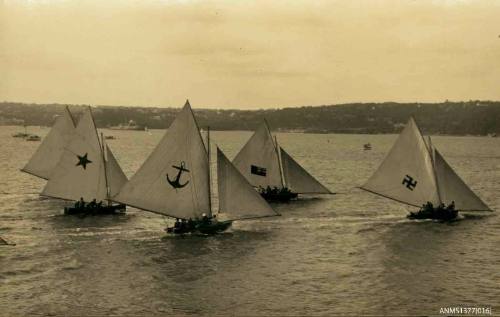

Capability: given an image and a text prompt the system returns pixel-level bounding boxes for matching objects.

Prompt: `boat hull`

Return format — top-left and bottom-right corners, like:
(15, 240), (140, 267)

(407, 207), (458, 221)
(166, 220), (232, 235)
(260, 191), (298, 202)
(64, 204), (126, 215)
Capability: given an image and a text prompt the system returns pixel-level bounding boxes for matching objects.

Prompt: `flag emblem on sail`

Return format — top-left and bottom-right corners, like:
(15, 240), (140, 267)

(76, 153), (92, 170)
(167, 161), (190, 189)
(402, 175), (417, 191)
(233, 121), (283, 188)
(251, 165), (267, 177)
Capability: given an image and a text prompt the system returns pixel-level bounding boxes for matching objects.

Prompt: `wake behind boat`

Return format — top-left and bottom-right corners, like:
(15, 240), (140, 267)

(360, 117), (492, 221)
(113, 100), (280, 235)
(232, 120), (332, 202)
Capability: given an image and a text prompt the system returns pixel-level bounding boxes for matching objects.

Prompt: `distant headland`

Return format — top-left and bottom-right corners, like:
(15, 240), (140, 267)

(1, 101), (499, 136)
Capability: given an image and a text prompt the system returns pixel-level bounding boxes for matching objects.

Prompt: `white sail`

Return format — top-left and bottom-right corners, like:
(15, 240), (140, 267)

(104, 142), (128, 199)
(22, 106), (76, 180)
(42, 107), (108, 202)
(232, 121), (283, 189)
(433, 148), (491, 211)
(280, 147), (332, 194)
(113, 101), (211, 219)
(361, 118), (440, 207)
(217, 147), (278, 220)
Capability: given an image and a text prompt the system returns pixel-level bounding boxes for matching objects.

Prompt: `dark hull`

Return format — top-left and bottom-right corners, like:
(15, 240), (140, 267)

(407, 208), (458, 221)
(64, 204), (126, 215)
(166, 220), (232, 235)
(260, 191), (298, 202)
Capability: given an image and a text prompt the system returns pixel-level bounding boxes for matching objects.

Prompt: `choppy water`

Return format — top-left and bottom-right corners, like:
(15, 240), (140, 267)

(1, 126), (499, 316)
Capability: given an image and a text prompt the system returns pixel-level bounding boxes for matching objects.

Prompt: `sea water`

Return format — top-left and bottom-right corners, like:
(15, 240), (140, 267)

(1, 126), (499, 315)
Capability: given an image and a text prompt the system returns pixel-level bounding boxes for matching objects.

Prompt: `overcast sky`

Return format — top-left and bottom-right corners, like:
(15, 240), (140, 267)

(1, 0), (499, 109)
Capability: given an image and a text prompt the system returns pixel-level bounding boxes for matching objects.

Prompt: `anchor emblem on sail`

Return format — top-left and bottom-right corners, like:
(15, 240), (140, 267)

(167, 161), (190, 189)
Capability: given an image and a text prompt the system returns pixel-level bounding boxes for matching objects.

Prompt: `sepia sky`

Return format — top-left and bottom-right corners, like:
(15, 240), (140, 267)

(1, 0), (499, 109)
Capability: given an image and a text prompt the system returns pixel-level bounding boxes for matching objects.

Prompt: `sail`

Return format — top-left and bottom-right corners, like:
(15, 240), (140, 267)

(232, 121), (283, 189)
(41, 107), (108, 202)
(104, 142), (128, 199)
(217, 147), (278, 220)
(280, 147), (332, 194)
(22, 106), (76, 180)
(433, 148), (491, 211)
(113, 101), (211, 219)
(361, 118), (440, 207)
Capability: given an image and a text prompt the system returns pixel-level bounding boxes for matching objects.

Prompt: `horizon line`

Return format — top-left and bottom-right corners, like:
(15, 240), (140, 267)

(1, 99), (499, 111)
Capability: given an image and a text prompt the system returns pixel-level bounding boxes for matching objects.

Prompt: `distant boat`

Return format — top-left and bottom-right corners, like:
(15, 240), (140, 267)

(232, 120), (332, 202)
(26, 135), (41, 142)
(12, 125), (29, 138)
(109, 120), (144, 131)
(360, 118), (492, 220)
(113, 100), (279, 234)
(363, 143), (372, 150)
(35, 107), (128, 215)
(12, 132), (30, 138)
(104, 135), (116, 140)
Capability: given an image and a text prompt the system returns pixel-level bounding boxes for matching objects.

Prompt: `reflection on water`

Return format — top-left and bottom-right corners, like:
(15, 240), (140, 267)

(0, 126), (499, 315)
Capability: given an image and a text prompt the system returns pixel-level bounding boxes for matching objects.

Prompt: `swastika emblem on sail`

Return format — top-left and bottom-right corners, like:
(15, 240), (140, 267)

(167, 161), (190, 189)
(402, 174), (417, 191)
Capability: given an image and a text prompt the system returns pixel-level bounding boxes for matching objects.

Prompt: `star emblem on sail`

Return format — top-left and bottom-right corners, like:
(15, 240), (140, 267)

(360, 117), (491, 211)
(232, 120), (332, 195)
(76, 153), (92, 169)
(40, 106), (128, 203)
(113, 100), (279, 221)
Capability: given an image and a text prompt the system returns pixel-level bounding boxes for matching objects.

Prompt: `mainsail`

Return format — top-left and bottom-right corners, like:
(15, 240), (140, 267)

(113, 101), (211, 219)
(280, 147), (332, 194)
(361, 118), (440, 207)
(22, 106), (76, 180)
(42, 107), (108, 202)
(217, 147), (279, 220)
(361, 117), (490, 211)
(433, 148), (491, 211)
(232, 121), (283, 189)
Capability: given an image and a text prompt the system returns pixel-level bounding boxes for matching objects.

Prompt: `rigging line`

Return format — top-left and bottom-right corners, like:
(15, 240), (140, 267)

(0, 191), (41, 195)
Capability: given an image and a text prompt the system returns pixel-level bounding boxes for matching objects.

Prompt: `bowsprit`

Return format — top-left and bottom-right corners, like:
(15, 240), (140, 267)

(402, 174), (417, 191)
(167, 161), (190, 189)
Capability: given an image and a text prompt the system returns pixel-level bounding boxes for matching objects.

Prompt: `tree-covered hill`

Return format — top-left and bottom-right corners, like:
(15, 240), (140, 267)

(0, 101), (499, 136)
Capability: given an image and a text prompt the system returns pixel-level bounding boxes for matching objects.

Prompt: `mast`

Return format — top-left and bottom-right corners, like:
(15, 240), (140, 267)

(207, 126), (213, 215)
(264, 119), (285, 189)
(101, 132), (111, 205)
(90, 105), (109, 203)
(427, 136), (442, 205)
(274, 135), (286, 188)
